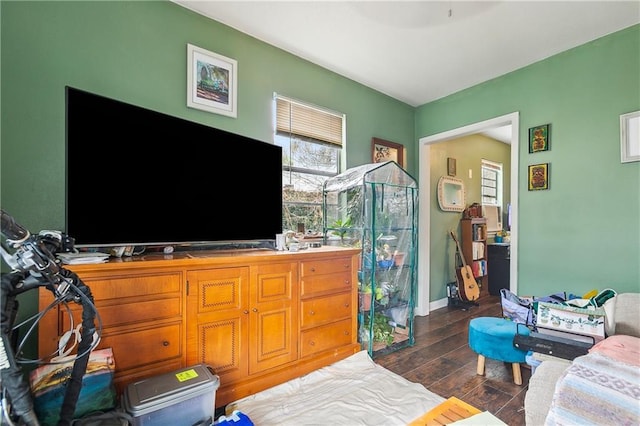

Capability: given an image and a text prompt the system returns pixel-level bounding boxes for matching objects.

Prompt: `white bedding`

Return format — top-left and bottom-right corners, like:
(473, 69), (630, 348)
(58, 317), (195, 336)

(226, 350), (445, 425)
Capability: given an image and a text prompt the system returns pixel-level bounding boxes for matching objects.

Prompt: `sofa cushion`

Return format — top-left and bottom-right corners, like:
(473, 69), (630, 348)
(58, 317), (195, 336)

(590, 334), (640, 366)
(524, 360), (570, 426)
(613, 293), (640, 337)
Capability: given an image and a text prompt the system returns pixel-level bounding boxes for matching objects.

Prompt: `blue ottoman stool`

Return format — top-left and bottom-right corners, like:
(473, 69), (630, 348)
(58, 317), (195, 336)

(468, 317), (530, 385)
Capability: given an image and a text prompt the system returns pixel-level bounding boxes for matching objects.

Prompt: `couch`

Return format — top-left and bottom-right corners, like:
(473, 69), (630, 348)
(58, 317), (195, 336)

(524, 293), (640, 425)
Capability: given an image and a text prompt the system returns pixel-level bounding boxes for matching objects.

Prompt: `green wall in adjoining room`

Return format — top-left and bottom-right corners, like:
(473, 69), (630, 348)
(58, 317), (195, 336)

(0, 1), (415, 359)
(417, 24), (640, 299)
(429, 136), (511, 297)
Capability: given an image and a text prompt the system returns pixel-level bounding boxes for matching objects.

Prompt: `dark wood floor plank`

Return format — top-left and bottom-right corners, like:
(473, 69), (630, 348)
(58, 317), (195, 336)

(374, 294), (526, 426)
(496, 388), (528, 425)
(428, 361), (487, 396)
(462, 383), (515, 415)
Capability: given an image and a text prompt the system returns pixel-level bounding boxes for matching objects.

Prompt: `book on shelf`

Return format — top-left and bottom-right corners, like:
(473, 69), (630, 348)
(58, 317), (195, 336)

(472, 242), (485, 260)
(471, 224), (486, 241)
(471, 259), (487, 277)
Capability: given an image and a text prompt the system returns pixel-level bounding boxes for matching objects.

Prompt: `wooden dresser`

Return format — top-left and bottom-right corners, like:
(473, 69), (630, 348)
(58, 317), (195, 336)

(38, 246), (360, 407)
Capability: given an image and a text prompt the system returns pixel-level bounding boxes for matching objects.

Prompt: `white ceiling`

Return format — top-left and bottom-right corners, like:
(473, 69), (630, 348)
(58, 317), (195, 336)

(174, 1), (638, 144)
(174, 1), (639, 108)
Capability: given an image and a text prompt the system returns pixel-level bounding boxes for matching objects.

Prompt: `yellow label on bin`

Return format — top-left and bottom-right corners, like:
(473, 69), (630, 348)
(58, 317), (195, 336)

(175, 369), (199, 382)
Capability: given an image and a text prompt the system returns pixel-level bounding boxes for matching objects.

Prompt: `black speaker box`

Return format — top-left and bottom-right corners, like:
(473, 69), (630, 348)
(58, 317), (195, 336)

(513, 324), (594, 360)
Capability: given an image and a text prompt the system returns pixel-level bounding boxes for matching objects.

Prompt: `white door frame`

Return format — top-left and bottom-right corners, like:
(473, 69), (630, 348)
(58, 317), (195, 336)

(415, 112), (519, 316)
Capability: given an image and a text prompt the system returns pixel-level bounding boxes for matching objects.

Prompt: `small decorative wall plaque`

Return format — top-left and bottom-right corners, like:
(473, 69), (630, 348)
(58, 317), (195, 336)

(528, 124), (550, 153)
(528, 163), (549, 191)
(447, 157), (457, 176)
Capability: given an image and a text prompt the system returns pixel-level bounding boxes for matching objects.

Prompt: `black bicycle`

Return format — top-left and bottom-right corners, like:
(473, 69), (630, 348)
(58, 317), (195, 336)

(1, 209), (101, 426)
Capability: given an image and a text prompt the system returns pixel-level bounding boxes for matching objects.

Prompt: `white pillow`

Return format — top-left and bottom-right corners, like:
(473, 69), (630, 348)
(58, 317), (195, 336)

(603, 295), (616, 336)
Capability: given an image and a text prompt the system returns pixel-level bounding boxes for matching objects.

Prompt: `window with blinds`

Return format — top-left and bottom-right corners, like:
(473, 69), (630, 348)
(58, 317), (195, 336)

(481, 159), (503, 233)
(274, 94), (345, 234)
(276, 97), (343, 146)
(481, 159), (502, 207)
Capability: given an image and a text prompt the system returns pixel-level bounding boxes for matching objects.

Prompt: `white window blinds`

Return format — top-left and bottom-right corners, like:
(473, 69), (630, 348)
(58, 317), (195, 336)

(481, 159), (502, 206)
(276, 97), (343, 146)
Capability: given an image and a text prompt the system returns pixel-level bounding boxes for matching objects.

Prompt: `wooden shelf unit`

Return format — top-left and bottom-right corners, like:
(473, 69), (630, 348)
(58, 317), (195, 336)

(460, 218), (488, 297)
(38, 246), (361, 408)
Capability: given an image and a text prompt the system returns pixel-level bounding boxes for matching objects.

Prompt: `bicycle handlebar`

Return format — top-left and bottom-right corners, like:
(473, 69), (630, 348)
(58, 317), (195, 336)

(1, 209), (98, 426)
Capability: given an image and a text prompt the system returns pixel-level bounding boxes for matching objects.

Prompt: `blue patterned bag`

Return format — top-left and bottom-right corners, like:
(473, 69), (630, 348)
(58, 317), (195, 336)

(500, 289), (535, 325)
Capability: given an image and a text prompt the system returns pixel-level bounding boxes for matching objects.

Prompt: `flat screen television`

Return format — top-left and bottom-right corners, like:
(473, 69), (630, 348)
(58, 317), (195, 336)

(65, 86), (282, 248)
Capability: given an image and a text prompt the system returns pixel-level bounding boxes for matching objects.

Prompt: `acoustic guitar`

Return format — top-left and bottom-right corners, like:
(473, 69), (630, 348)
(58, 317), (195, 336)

(449, 230), (480, 301)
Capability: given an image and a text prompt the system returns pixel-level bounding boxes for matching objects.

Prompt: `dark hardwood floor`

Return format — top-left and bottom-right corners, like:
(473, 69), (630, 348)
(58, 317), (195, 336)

(374, 294), (530, 426)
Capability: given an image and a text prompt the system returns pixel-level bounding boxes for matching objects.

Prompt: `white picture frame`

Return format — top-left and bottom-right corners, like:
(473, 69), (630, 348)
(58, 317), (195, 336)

(620, 110), (640, 163)
(187, 43), (237, 118)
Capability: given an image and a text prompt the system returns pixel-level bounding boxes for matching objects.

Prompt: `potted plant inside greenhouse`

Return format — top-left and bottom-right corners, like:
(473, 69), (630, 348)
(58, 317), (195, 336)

(328, 216), (354, 246)
(362, 311), (395, 347)
(358, 281), (383, 312)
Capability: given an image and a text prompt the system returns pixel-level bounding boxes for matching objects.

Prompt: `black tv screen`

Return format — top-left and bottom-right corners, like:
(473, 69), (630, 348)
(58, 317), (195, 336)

(66, 86), (282, 248)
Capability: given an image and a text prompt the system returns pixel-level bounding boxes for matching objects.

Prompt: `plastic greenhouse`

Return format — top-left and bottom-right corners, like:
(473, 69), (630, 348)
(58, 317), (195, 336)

(322, 161), (418, 357)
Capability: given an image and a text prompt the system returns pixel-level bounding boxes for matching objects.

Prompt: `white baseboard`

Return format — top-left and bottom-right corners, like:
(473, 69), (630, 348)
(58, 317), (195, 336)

(414, 297), (449, 316)
(430, 297), (449, 311)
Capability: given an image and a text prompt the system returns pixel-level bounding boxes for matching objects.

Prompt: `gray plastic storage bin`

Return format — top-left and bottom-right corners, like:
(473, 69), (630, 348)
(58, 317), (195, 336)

(123, 364), (219, 426)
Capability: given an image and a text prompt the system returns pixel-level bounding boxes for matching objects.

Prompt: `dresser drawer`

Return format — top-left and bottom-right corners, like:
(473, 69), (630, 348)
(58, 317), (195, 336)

(300, 318), (353, 357)
(300, 257), (353, 276)
(99, 322), (182, 371)
(62, 296), (182, 330)
(300, 271), (353, 297)
(301, 292), (352, 328)
(78, 272), (182, 300)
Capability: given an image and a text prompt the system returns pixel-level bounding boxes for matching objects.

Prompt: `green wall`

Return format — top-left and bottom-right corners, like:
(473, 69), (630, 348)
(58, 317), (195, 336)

(0, 1), (414, 358)
(417, 25), (640, 299)
(1, 0), (415, 231)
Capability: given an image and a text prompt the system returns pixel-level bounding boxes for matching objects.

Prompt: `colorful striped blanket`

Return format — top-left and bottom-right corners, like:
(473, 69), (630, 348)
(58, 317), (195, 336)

(545, 335), (640, 425)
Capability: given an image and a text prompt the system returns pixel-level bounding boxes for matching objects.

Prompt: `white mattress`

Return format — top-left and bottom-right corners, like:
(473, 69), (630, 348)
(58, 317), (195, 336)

(227, 350), (445, 425)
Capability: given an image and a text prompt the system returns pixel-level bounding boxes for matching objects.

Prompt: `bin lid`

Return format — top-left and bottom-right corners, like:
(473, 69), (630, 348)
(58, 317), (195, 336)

(124, 364), (219, 411)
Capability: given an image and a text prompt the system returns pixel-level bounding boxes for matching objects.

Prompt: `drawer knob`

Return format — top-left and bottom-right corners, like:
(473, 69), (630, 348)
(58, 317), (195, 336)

(309, 310), (315, 315)
(310, 267), (316, 272)
(309, 341), (315, 346)
(252, 308), (258, 312)
(243, 310), (249, 314)
(344, 303), (349, 308)
(344, 331), (349, 336)
(162, 341), (169, 347)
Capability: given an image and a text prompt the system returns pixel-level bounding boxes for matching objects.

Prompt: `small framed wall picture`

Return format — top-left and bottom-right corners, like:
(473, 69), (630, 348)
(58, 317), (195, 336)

(447, 157), (457, 176)
(372, 138), (404, 167)
(187, 43), (238, 118)
(528, 163), (549, 191)
(620, 110), (640, 163)
(528, 124), (550, 153)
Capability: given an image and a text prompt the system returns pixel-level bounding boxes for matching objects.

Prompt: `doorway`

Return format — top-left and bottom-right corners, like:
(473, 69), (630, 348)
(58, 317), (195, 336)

(415, 112), (519, 316)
